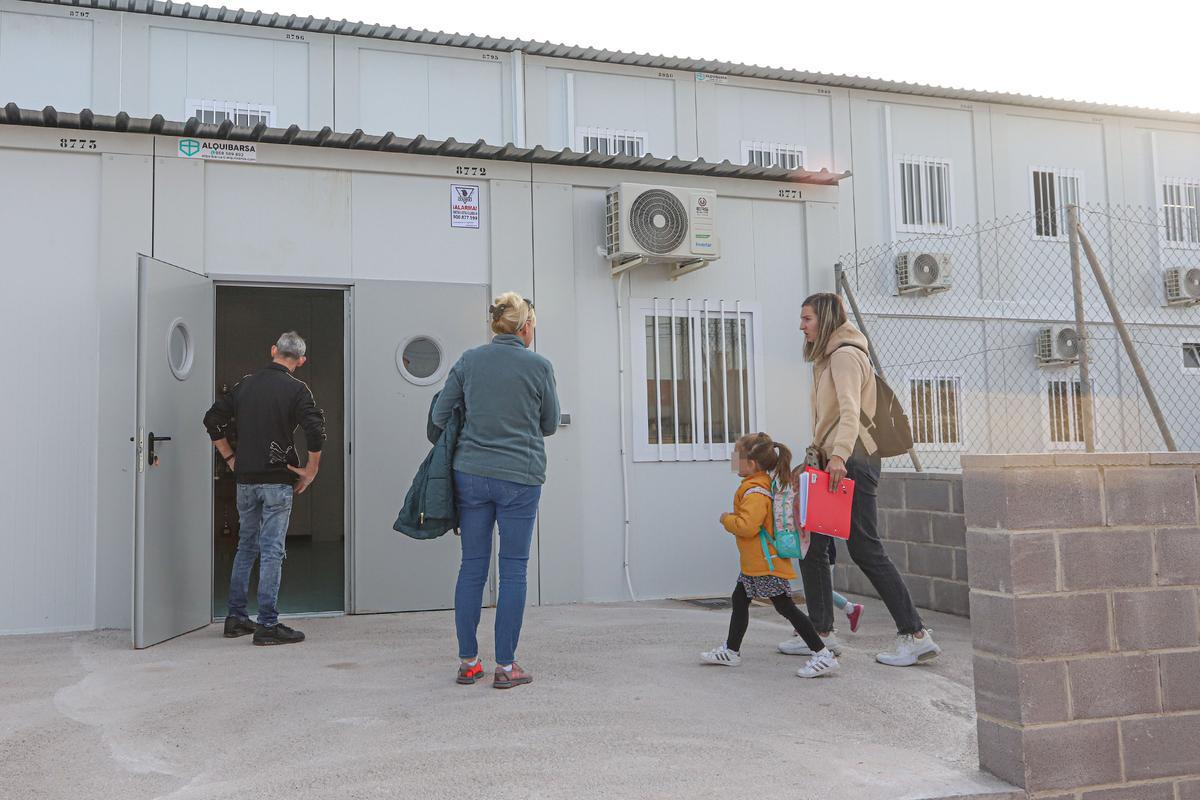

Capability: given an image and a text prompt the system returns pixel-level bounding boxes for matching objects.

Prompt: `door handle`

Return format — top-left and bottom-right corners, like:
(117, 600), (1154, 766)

(147, 432), (172, 466)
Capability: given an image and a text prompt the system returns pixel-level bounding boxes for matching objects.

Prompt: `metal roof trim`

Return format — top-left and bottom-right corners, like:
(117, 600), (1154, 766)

(0, 104), (849, 184)
(22, 0), (1200, 123)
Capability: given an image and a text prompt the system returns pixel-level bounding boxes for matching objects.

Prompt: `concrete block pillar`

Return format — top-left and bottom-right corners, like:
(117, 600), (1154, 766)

(963, 453), (1200, 798)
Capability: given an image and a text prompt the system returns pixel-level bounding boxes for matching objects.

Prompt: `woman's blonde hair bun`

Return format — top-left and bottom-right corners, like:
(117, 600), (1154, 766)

(489, 291), (536, 336)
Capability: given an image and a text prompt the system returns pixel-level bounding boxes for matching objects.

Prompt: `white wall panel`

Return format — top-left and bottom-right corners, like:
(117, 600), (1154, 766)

(203, 163), (351, 279)
(356, 49), (504, 143)
(0, 149), (101, 634)
(708, 85), (834, 170)
(546, 186), (818, 602)
(545, 68), (678, 157)
(146, 27), (310, 125)
(357, 49), (425, 136)
(0, 10), (93, 111)
(94, 153), (153, 630)
(1149, 129), (1200, 179)
(350, 172), (489, 284)
(994, 113), (1108, 216)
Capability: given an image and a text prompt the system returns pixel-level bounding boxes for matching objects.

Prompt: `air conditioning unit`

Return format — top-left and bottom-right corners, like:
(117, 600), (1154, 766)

(1163, 267), (1200, 307)
(1036, 325), (1081, 367)
(606, 183), (720, 276)
(894, 251), (952, 295)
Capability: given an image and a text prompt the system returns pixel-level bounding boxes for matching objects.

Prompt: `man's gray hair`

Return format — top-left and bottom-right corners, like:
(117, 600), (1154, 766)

(275, 331), (307, 359)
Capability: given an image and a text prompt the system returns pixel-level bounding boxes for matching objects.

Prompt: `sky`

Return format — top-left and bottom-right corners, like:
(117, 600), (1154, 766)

(258, 0), (1199, 113)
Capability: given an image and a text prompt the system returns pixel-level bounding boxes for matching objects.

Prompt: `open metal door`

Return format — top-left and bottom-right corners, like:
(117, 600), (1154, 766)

(134, 256), (214, 648)
(352, 280), (487, 613)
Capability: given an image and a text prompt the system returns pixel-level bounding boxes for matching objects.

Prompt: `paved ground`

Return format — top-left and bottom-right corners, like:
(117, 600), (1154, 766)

(1, 596), (1022, 800)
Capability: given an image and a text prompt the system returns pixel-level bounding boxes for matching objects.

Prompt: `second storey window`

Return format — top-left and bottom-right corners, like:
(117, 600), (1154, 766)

(1162, 178), (1200, 246)
(1183, 342), (1200, 371)
(576, 127), (647, 157)
(909, 376), (962, 446)
(1032, 167), (1083, 239)
(188, 98), (276, 128)
(896, 156), (953, 233)
(741, 141), (805, 170)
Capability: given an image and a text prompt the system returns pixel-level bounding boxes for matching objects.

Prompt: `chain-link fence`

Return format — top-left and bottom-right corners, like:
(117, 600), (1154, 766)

(838, 204), (1200, 472)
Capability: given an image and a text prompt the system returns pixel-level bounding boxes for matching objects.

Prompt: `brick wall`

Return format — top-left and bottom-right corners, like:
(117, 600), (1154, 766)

(831, 471), (970, 617)
(964, 452), (1200, 798)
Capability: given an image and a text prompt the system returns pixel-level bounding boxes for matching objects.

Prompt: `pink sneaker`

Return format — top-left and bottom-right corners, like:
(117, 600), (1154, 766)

(846, 603), (864, 633)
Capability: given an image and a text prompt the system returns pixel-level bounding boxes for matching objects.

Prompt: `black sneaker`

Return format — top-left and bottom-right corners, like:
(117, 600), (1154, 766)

(223, 615), (257, 638)
(253, 622), (306, 646)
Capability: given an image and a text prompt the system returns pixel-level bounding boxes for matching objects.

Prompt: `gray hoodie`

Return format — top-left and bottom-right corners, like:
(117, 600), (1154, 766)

(431, 334), (560, 486)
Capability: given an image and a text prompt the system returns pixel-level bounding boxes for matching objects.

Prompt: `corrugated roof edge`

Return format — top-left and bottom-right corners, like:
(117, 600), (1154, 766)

(0, 104), (849, 185)
(24, 0), (1200, 124)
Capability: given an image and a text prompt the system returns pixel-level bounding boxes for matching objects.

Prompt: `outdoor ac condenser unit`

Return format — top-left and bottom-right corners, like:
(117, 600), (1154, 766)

(1036, 325), (1081, 367)
(1162, 267), (1200, 307)
(894, 251), (952, 295)
(606, 183), (720, 276)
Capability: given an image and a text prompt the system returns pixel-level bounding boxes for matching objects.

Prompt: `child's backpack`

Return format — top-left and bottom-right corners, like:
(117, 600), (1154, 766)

(745, 473), (810, 571)
(835, 343), (914, 459)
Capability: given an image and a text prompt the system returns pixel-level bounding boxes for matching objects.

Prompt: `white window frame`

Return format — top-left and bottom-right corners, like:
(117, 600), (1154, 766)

(1030, 166), (1084, 241)
(1182, 340), (1200, 373)
(1043, 377), (1097, 451)
(895, 155), (954, 234)
(186, 98), (277, 128)
(905, 374), (964, 451)
(740, 140), (806, 170)
(630, 298), (766, 462)
(575, 126), (648, 158)
(1160, 177), (1200, 249)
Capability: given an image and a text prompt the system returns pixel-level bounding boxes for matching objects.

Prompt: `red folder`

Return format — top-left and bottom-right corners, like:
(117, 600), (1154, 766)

(797, 467), (855, 540)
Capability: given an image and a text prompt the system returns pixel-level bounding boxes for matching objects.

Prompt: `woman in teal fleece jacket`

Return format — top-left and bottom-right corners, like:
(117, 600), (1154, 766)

(431, 291), (560, 689)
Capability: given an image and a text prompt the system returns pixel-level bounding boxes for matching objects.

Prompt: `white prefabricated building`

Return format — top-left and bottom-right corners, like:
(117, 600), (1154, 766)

(0, 110), (841, 642)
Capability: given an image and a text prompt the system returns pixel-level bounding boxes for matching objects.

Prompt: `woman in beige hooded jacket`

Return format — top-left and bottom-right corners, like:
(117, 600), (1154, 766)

(777, 292), (942, 667)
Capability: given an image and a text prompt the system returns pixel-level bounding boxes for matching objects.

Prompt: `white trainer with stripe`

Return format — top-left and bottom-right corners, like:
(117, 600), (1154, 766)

(700, 644), (743, 667)
(796, 649), (840, 678)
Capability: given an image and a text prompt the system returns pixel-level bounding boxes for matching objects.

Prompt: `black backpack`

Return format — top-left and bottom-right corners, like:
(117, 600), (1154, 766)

(835, 343), (914, 458)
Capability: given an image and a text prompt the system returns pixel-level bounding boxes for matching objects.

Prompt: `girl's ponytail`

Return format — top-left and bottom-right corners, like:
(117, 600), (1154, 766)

(772, 442), (793, 487)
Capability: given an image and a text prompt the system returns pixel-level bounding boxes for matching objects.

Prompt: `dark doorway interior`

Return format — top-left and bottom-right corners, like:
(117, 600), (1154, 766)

(212, 286), (346, 619)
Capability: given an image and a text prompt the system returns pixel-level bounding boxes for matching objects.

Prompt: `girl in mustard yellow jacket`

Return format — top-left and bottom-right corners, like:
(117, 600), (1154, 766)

(700, 432), (840, 678)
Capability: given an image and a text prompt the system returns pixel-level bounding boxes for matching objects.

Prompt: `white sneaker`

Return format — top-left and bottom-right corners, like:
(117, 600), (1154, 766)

(778, 633), (843, 657)
(797, 649), (840, 679)
(876, 629), (942, 666)
(700, 644), (742, 667)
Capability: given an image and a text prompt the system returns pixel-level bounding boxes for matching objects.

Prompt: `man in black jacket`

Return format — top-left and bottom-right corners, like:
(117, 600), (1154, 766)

(204, 331), (326, 645)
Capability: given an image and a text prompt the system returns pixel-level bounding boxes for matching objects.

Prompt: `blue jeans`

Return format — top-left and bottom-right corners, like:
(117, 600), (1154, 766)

(228, 483), (294, 628)
(453, 470), (541, 665)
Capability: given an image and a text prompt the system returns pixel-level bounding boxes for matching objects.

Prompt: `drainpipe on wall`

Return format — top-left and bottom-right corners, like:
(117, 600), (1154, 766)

(511, 50), (526, 148)
(614, 271), (637, 601)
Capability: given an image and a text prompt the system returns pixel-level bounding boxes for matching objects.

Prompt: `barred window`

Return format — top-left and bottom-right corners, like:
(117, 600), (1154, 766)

(1184, 342), (1200, 371)
(1162, 178), (1200, 246)
(909, 376), (962, 446)
(1032, 167), (1083, 239)
(741, 140), (805, 170)
(634, 300), (758, 461)
(896, 156), (953, 233)
(1046, 379), (1093, 447)
(187, 98), (276, 128)
(576, 127), (647, 157)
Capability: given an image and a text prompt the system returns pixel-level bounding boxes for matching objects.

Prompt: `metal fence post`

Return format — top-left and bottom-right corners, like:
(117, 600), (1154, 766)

(1074, 218), (1178, 451)
(836, 263), (924, 472)
(1067, 205), (1097, 452)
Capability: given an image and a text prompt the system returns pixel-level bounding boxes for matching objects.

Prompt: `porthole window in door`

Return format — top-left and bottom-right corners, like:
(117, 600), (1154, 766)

(166, 318), (194, 381)
(397, 336), (444, 386)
